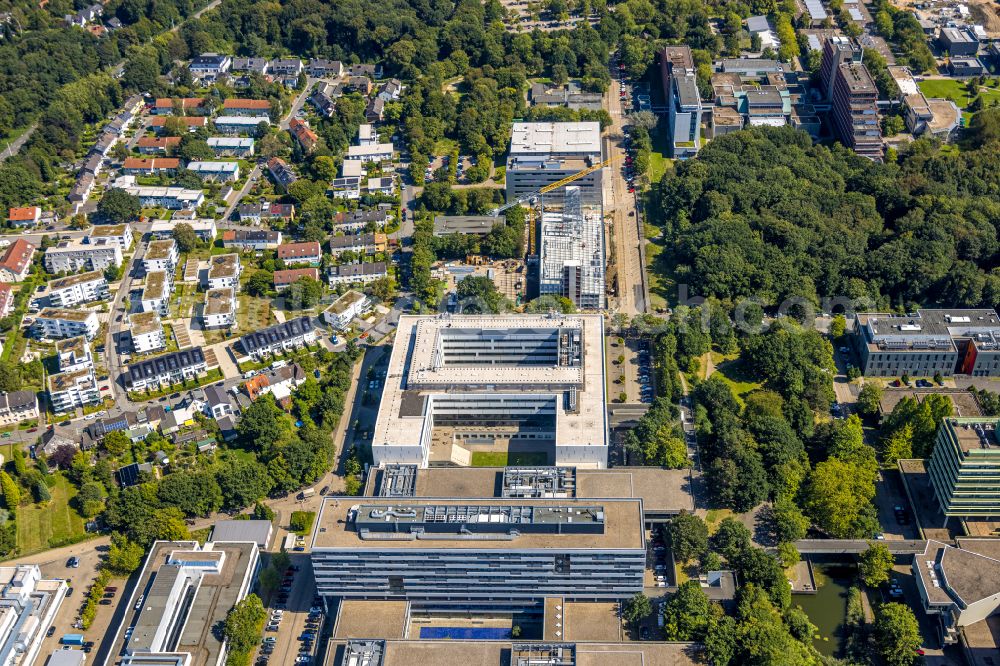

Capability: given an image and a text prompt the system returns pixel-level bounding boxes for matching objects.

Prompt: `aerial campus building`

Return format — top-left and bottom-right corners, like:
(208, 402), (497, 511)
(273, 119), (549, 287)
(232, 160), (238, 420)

(0, 565), (67, 666)
(371, 314), (608, 469)
(852, 309), (1000, 378)
(505, 122), (603, 206)
(538, 187), (605, 310)
(927, 417), (1000, 521)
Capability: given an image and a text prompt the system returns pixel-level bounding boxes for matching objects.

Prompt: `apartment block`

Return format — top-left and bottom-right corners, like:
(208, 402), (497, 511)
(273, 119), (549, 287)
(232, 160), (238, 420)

(821, 38), (882, 159)
(56, 336), (94, 373)
(48, 366), (100, 413)
(203, 287), (237, 329)
(87, 223), (133, 248)
(34, 308), (99, 340)
(0, 239), (35, 282)
(852, 309), (1000, 378)
(207, 137), (255, 157)
(141, 271), (173, 317)
(506, 122), (603, 206)
(0, 565), (67, 666)
(44, 239), (122, 273)
(205, 254), (242, 290)
(143, 239), (179, 275)
(187, 161), (241, 182)
(215, 116), (269, 136)
(221, 230), (282, 251)
(322, 290), (370, 331)
(327, 261), (388, 286)
(129, 311), (166, 354)
(47, 271), (109, 307)
(277, 241), (321, 265)
(273, 268), (319, 291)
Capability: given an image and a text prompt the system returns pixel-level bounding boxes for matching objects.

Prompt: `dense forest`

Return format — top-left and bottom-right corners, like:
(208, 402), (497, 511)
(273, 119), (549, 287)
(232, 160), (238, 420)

(654, 126), (1000, 311)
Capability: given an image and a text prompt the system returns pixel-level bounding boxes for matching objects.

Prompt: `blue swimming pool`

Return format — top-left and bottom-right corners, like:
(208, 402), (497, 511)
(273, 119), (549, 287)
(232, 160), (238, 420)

(419, 627), (512, 640)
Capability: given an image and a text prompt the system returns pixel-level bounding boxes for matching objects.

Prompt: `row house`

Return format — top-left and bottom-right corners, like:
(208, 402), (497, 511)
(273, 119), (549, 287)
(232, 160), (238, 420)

(126, 347), (209, 391)
(222, 230), (282, 251)
(222, 98), (271, 117)
(327, 261), (388, 286)
(136, 137), (181, 155)
(277, 241), (322, 266)
(274, 267), (319, 291)
(214, 116), (269, 136)
(122, 158), (180, 176)
(239, 317), (317, 360)
(207, 137), (254, 157)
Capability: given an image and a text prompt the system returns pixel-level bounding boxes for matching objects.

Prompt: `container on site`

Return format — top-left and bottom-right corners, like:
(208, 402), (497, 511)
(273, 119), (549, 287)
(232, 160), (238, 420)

(61, 634), (85, 646)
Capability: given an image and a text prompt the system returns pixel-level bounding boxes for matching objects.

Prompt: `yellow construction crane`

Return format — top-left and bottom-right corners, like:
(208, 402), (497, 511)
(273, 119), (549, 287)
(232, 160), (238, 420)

(489, 155), (620, 216)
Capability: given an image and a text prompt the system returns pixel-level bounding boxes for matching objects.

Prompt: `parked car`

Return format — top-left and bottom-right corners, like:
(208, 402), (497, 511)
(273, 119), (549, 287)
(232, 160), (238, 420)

(67, 557), (79, 568)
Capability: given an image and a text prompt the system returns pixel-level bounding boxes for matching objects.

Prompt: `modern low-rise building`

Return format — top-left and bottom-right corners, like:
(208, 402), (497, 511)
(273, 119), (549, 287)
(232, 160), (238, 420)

(277, 241), (321, 266)
(323, 290), (370, 330)
(148, 218), (217, 242)
(203, 287), (237, 329)
(0, 391), (39, 426)
(114, 177), (204, 210)
(189, 52), (232, 79)
(852, 309), (1000, 378)
(205, 254), (242, 290)
(310, 496), (643, 608)
(0, 239), (35, 283)
(48, 271), (109, 307)
(345, 143), (394, 162)
(506, 122), (603, 206)
(34, 308), (99, 340)
(57, 336), (94, 373)
(371, 314), (608, 468)
(327, 261), (388, 286)
(126, 348), (208, 391)
(206, 137), (254, 157)
(927, 417), (1000, 521)
(106, 539), (260, 666)
(44, 239), (121, 274)
(186, 161), (241, 182)
(141, 270), (172, 317)
(221, 230), (282, 251)
(273, 267), (319, 291)
(215, 116), (269, 136)
(0, 565), (68, 666)
(129, 311), (167, 354)
(238, 317), (317, 360)
(938, 26), (979, 56)
(142, 238), (180, 275)
(88, 223), (133, 249)
(48, 366), (101, 412)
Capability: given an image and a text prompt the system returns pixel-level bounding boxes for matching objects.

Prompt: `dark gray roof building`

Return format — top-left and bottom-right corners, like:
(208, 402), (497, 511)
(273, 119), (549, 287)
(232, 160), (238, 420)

(239, 317), (315, 357)
(127, 348), (206, 387)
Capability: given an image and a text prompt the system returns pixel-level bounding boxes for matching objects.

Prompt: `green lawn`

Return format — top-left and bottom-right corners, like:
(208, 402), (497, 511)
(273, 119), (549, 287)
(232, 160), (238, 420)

(918, 78), (1000, 110)
(470, 452), (549, 467)
(713, 356), (762, 405)
(648, 152), (670, 184)
(15, 475), (89, 556)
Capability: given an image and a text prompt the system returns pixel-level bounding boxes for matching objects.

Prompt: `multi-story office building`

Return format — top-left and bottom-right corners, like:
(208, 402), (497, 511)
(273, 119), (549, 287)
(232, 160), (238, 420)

(129, 312), (166, 354)
(927, 417), (1000, 521)
(34, 309), (99, 340)
(87, 223), (133, 249)
(47, 271), (109, 308)
(203, 288), (237, 329)
(821, 38), (882, 159)
(661, 46), (702, 159)
(505, 122), (603, 206)
(0, 391), (38, 426)
(311, 496), (644, 608)
(0, 565), (67, 666)
(141, 271), (172, 317)
(852, 309), (1000, 378)
(819, 36), (862, 101)
(372, 314), (608, 469)
(48, 366), (100, 413)
(538, 187), (605, 310)
(56, 337), (94, 373)
(205, 254), (242, 290)
(105, 539), (260, 666)
(142, 240), (179, 275)
(126, 348), (208, 391)
(44, 239), (122, 273)
(238, 317), (317, 360)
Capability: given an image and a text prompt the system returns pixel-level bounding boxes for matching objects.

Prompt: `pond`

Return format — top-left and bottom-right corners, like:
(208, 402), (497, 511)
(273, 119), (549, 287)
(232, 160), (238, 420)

(791, 563), (856, 658)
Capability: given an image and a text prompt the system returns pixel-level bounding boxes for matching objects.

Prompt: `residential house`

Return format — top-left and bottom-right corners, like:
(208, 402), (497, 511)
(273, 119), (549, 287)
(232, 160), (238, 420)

(35, 308), (99, 340)
(87, 223), (133, 249)
(307, 59), (344, 77)
(205, 254), (242, 290)
(243, 363), (307, 406)
(267, 157), (297, 188)
(329, 232), (387, 256)
(357, 124), (377, 146)
(130, 311), (166, 354)
(364, 97), (385, 123)
(221, 99), (271, 117)
(289, 118), (318, 153)
(126, 347), (209, 391)
(203, 384), (234, 420)
(136, 137), (181, 155)
(7, 207), (40, 227)
(237, 202), (295, 224)
(273, 268), (319, 291)
(231, 58), (269, 75)
(334, 209), (389, 232)
(0, 391), (39, 426)
(47, 271), (109, 308)
(187, 161), (241, 182)
(143, 239), (179, 274)
(203, 287), (237, 329)
(239, 317), (317, 360)
(221, 230), (282, 251)
(310, 81), (341, 118)
(323, 290), (370, 330)
(150, 116), (208, 133)
(69, 174), (95, 204)
(346, 76), (372, 95)
(345, 143), (393, 162)
(0, 239), (34, 282)
(366, 176), (395, 195)
(330, 177), (361, 200)
(0, 284), (12, 319)
(114, 176), (204, 210)
(44, 239), (121, 273)
(41, 425), (80, 457)
(152, 98), (208, 115)
(214, 116), (269, 136)
(327, 261), (388, 286)
(207, 137), (255, 157)
(189, 53), (232, 80)
(277, 241), (321, 266)
(376, 79), (403, 102)
(141, 270), (172, 316)
(48, 366), (100, 413)
(122, 158), (180, 176)
(348, 64), (381, 78)
(268, 58), (303, 77)
(65, 3), (101, 27)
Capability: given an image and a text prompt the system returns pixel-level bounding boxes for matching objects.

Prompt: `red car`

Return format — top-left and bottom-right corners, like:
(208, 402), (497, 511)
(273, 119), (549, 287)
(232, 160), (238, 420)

(100, 386), (110, 391)
(26, 428), (37, 433)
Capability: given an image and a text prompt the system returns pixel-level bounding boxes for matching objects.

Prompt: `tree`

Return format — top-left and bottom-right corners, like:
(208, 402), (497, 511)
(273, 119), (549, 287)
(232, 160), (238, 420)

(630, 110), (658, 131)
(712, 517), (752, 562)
(245, 271), (273, 297)
(455, 275), (506, 313)
(281, 276), (324, 309)
(312, 155), (338, 181)
(237, 394), (287, 451)
(661, 581), (714, 640)
(173, 224), (201, 253)
(803, 457), (878, 538)
(771, 497), (809, 543)
(216, 458), (273, 511)
(0, 471), (20, 510)
(366, 276), (396, 303)
(106, 532), (145, 575)
(668, 513), (709, 563)
(98, 189), (140, 223)
(857, 382), (883, 416)
(622, 592), (652, 626)
(148, 508), (191, 541)
(224, 594), (267, 661)
(881, 423), (914, 465)
(103, 431), (131, 457)
(157, 470), (223, 517)
(874, 602), (921, 666)
(859, 542), (894, 587)
(121, 48), (160, 92)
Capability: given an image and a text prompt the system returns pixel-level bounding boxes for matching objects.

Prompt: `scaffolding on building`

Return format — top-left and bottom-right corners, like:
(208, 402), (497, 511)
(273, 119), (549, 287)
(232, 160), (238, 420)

(538, 187), (606, 310)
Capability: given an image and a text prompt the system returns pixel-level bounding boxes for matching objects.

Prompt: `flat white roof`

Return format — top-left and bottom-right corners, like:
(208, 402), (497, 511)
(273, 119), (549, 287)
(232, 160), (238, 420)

(207, 137), (254, 147)
(215, 116), (270, 125)
(188, 161), (240, 173)
(509, 122), (601, 157)
(346, 143), (393, 158)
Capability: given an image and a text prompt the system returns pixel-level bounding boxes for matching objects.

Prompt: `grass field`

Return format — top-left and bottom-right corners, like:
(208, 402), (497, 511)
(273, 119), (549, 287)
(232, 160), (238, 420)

(918, 77), (1000, 110)
(204, 295), (274, 345)
(713, 356), (762, 405)
(16, 475), (88, 556)
(470, 452), (549, 467)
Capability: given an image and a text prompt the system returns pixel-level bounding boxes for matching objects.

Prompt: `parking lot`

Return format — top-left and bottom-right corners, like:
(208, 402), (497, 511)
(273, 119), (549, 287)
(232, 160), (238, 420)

(607, 336), (653, 405)
(256, 554), (324, 666)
